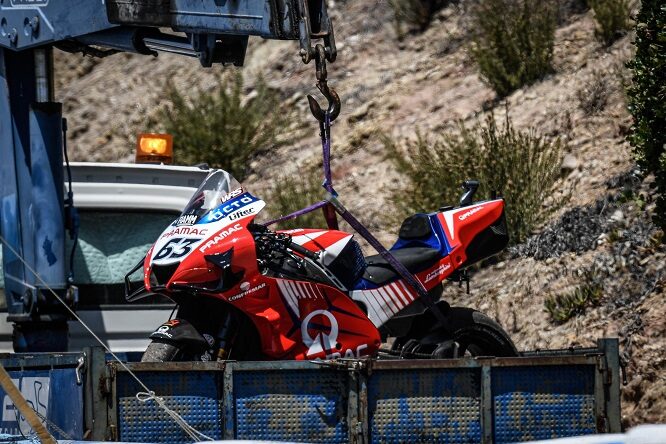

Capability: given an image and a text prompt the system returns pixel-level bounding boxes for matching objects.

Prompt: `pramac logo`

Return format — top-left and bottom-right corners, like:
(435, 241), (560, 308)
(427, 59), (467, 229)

(301, 310), (339, 357)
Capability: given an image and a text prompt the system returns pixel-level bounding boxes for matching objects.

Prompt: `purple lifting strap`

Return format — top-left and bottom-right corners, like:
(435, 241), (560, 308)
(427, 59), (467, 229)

(326, 195), (432, 302)
(322, 114), (334, 194)
(264, 200), (328, 227)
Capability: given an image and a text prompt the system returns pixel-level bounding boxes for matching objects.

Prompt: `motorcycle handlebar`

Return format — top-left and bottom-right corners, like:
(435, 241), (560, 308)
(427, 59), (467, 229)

(287, 240), (320, 261)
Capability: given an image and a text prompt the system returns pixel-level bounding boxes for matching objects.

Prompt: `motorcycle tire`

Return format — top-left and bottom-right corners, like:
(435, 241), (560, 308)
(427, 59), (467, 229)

(141, 339), (183, 362)
(393, 307), (518, 358)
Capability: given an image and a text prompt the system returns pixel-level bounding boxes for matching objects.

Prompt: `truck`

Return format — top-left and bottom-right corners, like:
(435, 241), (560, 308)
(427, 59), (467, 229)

(0, 162), (208, 352)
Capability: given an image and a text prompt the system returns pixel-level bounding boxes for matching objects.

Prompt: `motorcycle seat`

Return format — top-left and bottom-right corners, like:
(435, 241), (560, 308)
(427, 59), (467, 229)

(363, 247), (441, 286)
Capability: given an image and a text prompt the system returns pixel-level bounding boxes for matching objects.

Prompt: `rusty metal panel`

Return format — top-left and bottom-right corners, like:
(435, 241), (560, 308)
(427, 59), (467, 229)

(232, 368), (349, 443)
(367, 368), (482, 443)
(492, 365), (596, 443)
(115, 371), (222, 443)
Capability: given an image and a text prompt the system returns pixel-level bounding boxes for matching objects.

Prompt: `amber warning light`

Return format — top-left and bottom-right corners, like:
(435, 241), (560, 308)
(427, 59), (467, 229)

(136, 133), (173, 164)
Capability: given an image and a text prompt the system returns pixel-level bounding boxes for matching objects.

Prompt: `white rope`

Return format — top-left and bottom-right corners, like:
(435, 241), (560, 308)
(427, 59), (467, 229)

(0, 234), (214, 442)
(136, 391), (214, 442)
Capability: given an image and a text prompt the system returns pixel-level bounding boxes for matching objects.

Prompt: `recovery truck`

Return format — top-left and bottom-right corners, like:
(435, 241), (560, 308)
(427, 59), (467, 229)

(0, 161), (209, 352)
(0, 1), (622, 442)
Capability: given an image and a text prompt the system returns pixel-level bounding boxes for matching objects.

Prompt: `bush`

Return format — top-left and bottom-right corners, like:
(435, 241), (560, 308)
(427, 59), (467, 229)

(264, 170), (328, 230)
(627, 0), (666, 230)
(469, 0), (556, 97)
(589, 0), (631, 46)
(544, 271), (603, 323)
(389, 0), (449, 36)
(158, 72), (292, 181)
(385, 114), (564, 245)
(577, 69), (612, 115)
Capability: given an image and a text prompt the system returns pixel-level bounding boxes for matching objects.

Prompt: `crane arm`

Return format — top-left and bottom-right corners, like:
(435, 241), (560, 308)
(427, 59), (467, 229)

(0, 0), (336, 66)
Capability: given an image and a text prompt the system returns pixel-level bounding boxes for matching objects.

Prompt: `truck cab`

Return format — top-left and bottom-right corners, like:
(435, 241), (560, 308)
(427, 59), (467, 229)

(0, 162), (208, 352)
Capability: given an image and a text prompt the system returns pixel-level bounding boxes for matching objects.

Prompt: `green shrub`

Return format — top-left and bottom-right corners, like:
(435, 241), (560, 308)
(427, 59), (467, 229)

(627, 0), (666, 230)
(389, 0), (449, 36)
(265, 170), (328, 230)
(577, 69), (612, 115)
(385, 114), (564, 245)
(589, 0), (631, 46)
(158, 72), (292, 181)
(469, 0), (556, 97)
(544, 272), (603, 323)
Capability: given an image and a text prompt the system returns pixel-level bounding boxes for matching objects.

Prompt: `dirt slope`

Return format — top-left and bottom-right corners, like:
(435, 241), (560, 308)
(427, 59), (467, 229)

(54, 0), (664, 426)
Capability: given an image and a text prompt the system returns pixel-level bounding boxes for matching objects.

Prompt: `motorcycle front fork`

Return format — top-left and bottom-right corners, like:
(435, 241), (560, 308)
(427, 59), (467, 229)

(215, 310), (237, 360)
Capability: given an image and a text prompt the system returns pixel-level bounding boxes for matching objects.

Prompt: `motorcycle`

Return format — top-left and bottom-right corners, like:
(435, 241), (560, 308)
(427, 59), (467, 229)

(125, 169), (517, 362)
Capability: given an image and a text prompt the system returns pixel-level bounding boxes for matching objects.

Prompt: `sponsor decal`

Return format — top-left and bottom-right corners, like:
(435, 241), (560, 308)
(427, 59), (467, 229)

(155, 325), (173, 338)
(424, 263), (452, 283)
(325, 344), (369, 360)
(174, 214), (198, 226)
(458, 205), (484, 221)
(302, 310), (339, 357)
(153, 237), (200, 262)
(219, 187), (244, 204)
(301, 309), (370, 359)
(228, 207), (255, 221)
(229, 282), (267, 302)
(164, 319), (180, 327)
(202, 193), (257, 223)
(161, 226), (208, 239)
(199, 223), (243, 253)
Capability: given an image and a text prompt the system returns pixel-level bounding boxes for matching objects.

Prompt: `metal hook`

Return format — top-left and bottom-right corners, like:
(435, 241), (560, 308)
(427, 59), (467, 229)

(307, 82), (341, 123)
(306, 44), (341, 123)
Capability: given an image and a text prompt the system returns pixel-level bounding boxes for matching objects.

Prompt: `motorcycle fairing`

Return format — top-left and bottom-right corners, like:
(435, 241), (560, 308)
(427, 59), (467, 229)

(227, 275), (380, 359)
(350, 200), (505, 327)
(350, 255), (454, 327)
(145, 193), (265, 289)
(436, 199), (506, 266)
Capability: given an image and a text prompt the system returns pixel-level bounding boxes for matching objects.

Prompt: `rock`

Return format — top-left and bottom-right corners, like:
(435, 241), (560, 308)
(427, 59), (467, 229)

(610, 209), (625, 223)
(348, 102), (370, 123)
(561, 154), (579, 174)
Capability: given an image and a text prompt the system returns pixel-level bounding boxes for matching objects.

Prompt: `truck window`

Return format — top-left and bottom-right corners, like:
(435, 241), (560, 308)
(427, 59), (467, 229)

(0, 210), (178, 309)
(69, 210), (177, 308)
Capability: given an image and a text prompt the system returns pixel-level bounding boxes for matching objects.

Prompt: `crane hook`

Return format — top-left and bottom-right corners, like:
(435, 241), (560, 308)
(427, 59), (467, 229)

(307, 82), (341, 123)
(307, 44), (341, 123)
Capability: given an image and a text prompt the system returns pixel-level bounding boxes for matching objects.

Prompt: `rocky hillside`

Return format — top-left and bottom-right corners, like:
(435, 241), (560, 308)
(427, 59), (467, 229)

(54, 0), (663, 427)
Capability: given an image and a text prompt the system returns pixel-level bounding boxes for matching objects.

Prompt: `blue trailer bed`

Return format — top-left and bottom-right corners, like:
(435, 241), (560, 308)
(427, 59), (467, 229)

(0, 339), (621, 443)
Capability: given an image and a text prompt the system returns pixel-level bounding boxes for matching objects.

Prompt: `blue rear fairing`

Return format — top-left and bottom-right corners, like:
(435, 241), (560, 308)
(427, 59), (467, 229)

(353, 213), (451, 291)
(390, 213), (452, 255)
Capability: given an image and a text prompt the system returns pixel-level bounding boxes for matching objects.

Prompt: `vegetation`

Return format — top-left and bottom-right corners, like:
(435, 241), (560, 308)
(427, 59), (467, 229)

(385, 113), (564, 245)
(158, 72), (292, 181)
(577, 69), (612, 115)
(589, 0), (631, 46)
(469, 0), (556, 97)
(265, 170), (328, 230)
(627, 0), (666, 230)
(389, 0), (449, 36)
(544, 272), (603, 323)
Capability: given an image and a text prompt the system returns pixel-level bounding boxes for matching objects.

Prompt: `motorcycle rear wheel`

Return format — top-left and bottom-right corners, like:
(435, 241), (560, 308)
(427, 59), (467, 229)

(392, 307), (517, 358)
